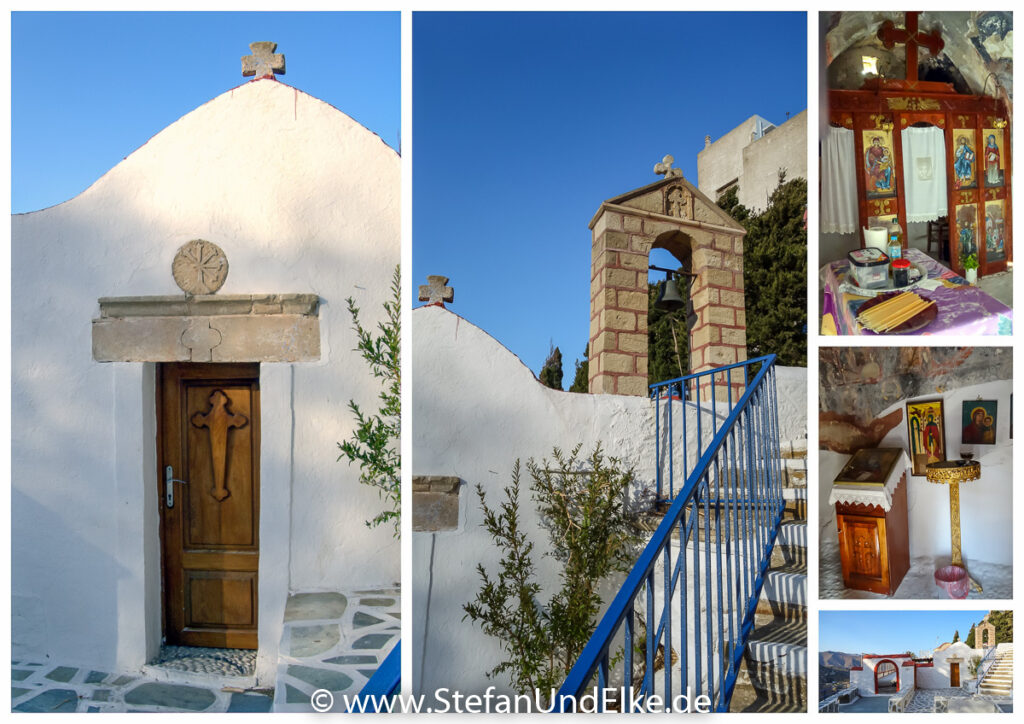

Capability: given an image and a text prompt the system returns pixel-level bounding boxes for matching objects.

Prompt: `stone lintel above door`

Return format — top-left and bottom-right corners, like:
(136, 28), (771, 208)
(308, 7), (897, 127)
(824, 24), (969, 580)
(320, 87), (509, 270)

(93, 293), (320, 363)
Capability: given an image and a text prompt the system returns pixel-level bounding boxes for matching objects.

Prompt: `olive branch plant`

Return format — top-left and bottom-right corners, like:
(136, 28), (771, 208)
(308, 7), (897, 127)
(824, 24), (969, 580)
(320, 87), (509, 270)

(338, 265), (401, 536)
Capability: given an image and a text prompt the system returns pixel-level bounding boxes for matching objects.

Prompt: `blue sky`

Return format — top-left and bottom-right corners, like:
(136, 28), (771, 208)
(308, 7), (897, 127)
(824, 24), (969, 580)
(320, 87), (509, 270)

(11, 11), (399, 214)
(820, 611), (992, 656)
(413, 11), (807, 381)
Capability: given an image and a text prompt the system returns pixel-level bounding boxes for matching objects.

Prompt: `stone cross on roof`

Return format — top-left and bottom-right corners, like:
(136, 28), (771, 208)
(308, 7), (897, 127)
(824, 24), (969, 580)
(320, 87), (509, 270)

(654, 154), (683, 178)
(418, 275), (454, 306)
(242, 42), (286, 79)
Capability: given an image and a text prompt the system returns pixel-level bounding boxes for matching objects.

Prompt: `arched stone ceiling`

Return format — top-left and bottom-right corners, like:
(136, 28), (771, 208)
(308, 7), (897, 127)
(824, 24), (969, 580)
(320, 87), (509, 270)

(824, 11), (1012, 106)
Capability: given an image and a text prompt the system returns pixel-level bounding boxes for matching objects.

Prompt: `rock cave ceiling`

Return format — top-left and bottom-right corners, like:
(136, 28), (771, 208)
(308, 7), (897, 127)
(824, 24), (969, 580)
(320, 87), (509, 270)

(818, 348), (1012, 454)
(824, 12), (1012, 106)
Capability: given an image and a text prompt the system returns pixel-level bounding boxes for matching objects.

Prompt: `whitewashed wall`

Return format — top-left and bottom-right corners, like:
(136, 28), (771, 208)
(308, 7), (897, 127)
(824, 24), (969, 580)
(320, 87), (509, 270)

(852, 657), (914, 696)
(917, 642), (981, 689)
(819, 378), (1013, 567)
(411, 306), (806, 695)
(11, 79), (399, 679)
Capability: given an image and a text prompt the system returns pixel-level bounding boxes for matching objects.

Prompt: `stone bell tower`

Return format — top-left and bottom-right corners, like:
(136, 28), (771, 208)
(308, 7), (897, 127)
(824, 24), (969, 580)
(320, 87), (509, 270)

(588, 156), (748, 400)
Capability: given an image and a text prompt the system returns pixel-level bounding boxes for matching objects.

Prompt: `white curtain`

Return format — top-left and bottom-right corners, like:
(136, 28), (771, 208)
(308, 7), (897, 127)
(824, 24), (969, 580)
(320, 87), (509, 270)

(821, 126), (858, 234)
(901, 126), (948, 223)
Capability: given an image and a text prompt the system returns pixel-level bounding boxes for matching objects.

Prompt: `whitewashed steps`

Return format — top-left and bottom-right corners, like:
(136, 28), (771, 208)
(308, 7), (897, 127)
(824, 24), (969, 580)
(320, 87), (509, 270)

(729, 443), (806, 715)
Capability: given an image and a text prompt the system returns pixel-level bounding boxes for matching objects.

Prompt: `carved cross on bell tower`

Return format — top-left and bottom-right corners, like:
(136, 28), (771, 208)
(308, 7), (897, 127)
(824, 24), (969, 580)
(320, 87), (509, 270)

(242, 41), (286, 79)
(654, 154), (683, 179)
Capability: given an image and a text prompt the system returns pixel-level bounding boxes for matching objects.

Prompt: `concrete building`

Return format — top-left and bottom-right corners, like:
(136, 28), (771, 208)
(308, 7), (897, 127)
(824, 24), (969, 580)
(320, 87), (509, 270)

(697, 111), (808, 212)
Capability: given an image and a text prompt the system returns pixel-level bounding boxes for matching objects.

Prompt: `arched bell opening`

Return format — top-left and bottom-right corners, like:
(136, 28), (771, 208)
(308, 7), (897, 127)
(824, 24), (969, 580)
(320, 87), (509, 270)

(874, 660), (900, 694)
(648, 231), (696, 387)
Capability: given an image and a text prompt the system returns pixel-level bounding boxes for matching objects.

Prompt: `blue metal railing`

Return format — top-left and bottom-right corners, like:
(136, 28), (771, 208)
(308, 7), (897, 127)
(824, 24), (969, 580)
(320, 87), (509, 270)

(346, 640), (400, 712)
(554, 356), (784, 713)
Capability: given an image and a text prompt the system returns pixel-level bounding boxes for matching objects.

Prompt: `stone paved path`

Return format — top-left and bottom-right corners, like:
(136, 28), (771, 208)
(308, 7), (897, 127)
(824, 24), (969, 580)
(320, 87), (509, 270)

(906, 687), (1012, 713)
(11, 587), (400, 713)
(273, 587), (400, 712)
(11, 662), (272, 713)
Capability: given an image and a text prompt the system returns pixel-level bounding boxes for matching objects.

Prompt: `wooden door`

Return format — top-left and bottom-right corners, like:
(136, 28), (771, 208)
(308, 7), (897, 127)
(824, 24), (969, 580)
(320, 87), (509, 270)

(837, 513), (890, 594)
(159, 363), (260, 649)
(950, 662), (960, 687)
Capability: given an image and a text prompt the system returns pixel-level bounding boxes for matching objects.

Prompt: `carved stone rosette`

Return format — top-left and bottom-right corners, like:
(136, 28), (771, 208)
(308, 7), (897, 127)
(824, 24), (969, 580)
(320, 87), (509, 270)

(173, 239), (229, 295)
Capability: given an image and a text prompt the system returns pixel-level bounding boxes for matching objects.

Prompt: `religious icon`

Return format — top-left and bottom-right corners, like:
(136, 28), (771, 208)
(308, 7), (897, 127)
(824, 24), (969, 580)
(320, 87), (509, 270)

(984, 199), (1006, 262)
(982, 129), (1004, 188)
(907, 399), (946, 476)
(955, 204), (977, 258)
(834, 447), (903, 486)
(952, 131), (976, 189)
(863, 132), (896, 198)
(961, 400), (997, 445)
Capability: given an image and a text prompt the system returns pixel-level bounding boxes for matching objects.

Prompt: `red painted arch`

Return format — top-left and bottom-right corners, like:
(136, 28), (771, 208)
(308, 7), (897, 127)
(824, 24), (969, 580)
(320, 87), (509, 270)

(873, 659), (900, 694)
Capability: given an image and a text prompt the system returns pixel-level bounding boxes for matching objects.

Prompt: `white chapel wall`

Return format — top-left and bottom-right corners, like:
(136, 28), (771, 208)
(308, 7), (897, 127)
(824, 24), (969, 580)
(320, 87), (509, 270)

(11, 79), (399, 674)
(819, 377), (1013, 568)
(411, 305), (806, 695)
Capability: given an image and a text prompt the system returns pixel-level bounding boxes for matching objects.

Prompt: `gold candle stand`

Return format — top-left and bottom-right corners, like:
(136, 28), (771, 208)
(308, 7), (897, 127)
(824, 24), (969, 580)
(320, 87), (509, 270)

(926, 460), (982, 592)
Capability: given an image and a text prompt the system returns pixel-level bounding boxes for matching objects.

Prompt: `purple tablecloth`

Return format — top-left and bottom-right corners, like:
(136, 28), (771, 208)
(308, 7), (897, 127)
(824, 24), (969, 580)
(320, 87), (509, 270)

(821, 248), (1012, 336)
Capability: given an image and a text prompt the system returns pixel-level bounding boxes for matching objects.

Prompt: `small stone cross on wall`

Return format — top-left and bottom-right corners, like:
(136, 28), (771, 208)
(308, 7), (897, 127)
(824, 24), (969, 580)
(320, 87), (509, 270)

(242, 42), (286, 79)
(654, 154), (683, 178)
(418, 276), (454, 307)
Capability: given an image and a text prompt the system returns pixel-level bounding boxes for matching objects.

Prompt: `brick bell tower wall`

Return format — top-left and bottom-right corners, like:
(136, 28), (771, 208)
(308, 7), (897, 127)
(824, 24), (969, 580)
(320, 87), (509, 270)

(587, 178), (747, 400)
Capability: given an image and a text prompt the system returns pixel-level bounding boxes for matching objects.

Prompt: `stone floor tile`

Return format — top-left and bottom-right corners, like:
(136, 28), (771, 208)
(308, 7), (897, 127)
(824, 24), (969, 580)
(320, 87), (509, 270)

(227, 692), (274, 712)
(14, 688), (80, 713)
(353, 612), (385, 628)
(44, 666), (78, 682)
(110, 675), (137, 686)
(285, 665), (353, 692)
(84, 670), (108, 684)
(323, 655), (378, 666)
(11, 669), (33, 681)
(91, 689), (111, 702)
(284, 592), (347, 622)
(353, 633), (394, 650)
(123, 682), (217, 711)
(11, 686), (32, 699)
(285, 684), (311, 704)
(358, 597), (395, 607)
(290, 624), (341, 657)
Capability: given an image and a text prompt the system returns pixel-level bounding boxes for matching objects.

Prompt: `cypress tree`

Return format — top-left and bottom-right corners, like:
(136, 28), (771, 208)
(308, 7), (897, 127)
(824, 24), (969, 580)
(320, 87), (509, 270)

(539, 345), (564, 390)
(568, 345), (589, 392)
(719, 173), (807, 367)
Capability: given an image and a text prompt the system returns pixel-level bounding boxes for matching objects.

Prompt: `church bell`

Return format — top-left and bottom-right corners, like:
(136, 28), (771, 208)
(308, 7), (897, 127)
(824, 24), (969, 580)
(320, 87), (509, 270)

(654, 277), (686, 312)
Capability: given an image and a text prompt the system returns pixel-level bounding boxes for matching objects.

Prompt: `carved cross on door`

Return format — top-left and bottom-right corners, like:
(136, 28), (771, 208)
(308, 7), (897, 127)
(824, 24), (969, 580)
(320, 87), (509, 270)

(877, 12), (944, 84)
(191, 390), (249, 501)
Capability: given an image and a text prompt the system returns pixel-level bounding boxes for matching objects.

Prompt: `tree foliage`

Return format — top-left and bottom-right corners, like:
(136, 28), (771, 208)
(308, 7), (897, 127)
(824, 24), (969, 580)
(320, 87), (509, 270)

(463, 444), (640, 698)
(989, 610), (1013, 643)
(568, 345), (589, 392)
(338, 265), (401, 536)
(966, 624), (976, 648)
(953, 629), (960, 643)
(718, 173), (807, 367)
(539, 345), (564, 390)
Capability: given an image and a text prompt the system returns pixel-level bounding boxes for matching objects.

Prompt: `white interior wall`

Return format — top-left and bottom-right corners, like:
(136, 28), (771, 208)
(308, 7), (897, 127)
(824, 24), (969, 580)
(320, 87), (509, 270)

(11, 78), (399, 676)
(412, 306), (806, 696)
(819, 378), (1013, 567)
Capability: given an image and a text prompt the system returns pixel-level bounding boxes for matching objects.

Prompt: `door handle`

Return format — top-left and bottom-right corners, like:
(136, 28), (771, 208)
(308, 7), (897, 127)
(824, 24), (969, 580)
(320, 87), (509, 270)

(165, 465), (189, 509)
